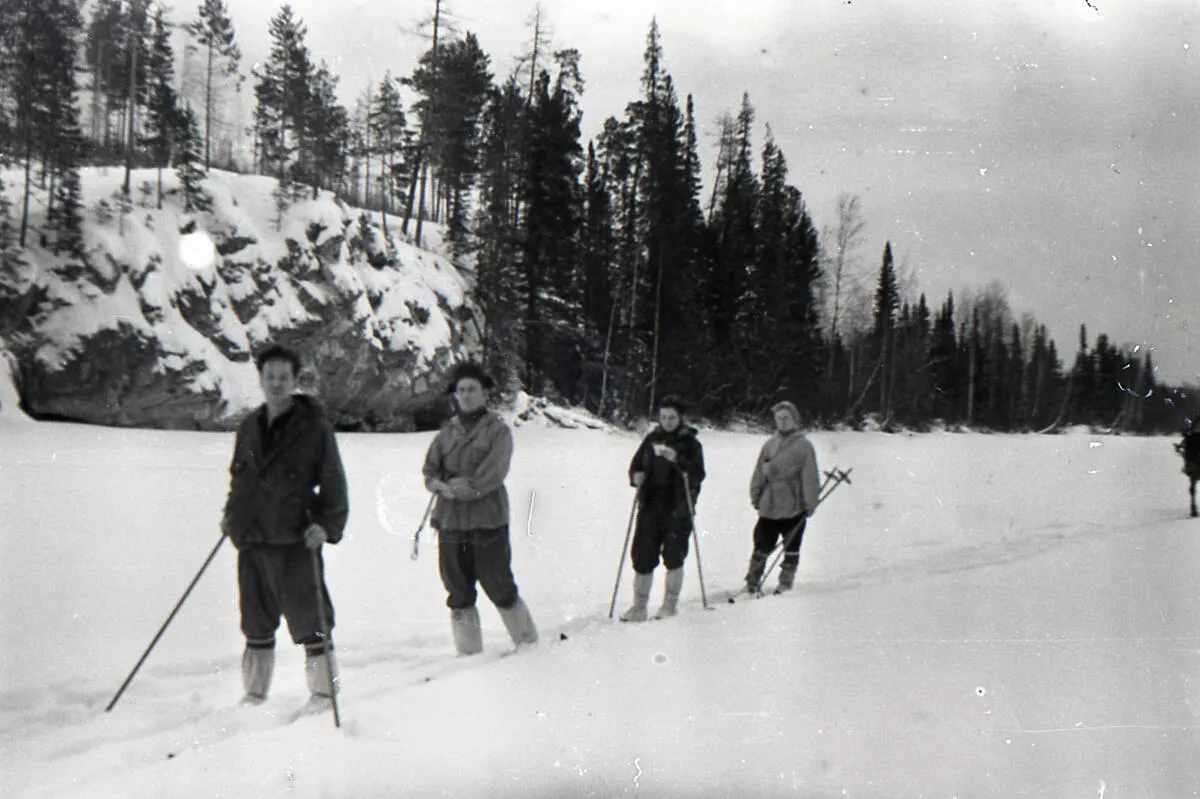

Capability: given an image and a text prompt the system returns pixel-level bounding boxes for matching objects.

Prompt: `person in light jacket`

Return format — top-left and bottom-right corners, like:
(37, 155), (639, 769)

(422, 362), (537, 655)
(744, 401), (820, 594)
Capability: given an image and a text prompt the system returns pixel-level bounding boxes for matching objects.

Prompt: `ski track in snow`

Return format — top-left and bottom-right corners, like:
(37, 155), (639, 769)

(2, 421), (1199, 798)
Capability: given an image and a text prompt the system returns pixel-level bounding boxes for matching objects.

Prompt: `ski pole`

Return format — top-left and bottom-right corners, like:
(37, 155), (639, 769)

(310, 548), (341, 729)
(681, 472), (709, 610)
(608, 489), (641, 618)
(756, 467), (853, 595)
(105, 534), (227, 713)
(411, 493), (436, 561)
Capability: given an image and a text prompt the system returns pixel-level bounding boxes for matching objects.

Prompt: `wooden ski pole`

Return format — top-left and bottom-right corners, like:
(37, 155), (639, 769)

(105, 534), (227, 713)
(608, 490), (640, 618)
(309, 549), (341, 729)
(411, 493), (436, 561)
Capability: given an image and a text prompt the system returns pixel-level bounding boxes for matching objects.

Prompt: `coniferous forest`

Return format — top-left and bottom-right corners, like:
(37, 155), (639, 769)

(0, 0), (1193, 432)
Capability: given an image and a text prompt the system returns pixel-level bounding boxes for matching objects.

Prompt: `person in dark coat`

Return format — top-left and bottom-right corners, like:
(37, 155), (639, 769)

(422, 362), (537, 655)
(620, 395), (706, 621)
(1177, 419), (1200, 517)
(221, 345), (349, 709)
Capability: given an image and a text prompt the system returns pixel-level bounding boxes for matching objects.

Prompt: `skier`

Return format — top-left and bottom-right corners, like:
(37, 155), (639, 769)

(1177, 419), (1200, 517)
(221, 344), (349, 710)
(422, 362), (538, 655)
(621, 395), (706, 621)
(743, 401), (820, 594)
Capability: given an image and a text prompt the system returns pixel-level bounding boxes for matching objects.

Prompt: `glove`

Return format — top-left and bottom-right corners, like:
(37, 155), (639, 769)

(447, 477), (473, 499)
(653, 444), (678, 463)
(303, 523), (328, 549)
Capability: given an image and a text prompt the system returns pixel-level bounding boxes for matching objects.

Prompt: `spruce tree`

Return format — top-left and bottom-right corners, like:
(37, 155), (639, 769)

(369, 73), (409, 237)
(186, 0), (241, 170)
(143, 4), (180, 209)
(519, 54), (584, 398)
(175, 106), (212, 213)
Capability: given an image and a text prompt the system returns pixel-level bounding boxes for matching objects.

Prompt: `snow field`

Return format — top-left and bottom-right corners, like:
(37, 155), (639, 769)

(1, 420), (1197, 797)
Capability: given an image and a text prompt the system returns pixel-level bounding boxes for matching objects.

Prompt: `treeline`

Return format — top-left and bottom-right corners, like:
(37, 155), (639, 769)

(0, 2), (1191, 432)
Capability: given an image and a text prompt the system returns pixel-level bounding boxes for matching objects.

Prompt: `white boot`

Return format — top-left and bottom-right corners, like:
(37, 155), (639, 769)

(290, 646), (339, 719)
(654, 568), (684, 619)
(620, 572), (654, 622)
(241, 645), (275, 705)
(497, 597), (539, 649)
(305, 647), (338, 699)
(451, 607), (483, 655)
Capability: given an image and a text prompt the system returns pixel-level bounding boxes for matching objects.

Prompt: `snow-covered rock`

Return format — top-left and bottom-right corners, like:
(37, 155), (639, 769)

(0, 167), (480, 430)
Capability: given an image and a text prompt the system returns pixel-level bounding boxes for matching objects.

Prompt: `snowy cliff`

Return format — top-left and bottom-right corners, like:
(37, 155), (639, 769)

(0, 167), (480, 430)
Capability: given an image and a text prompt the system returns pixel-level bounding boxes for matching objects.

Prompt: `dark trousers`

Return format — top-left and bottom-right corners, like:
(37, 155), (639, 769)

(238, 544), (333, 648)
(753, 515), (807, 570)
(631, 504), (692, 574)
(438, 526), (520, 610)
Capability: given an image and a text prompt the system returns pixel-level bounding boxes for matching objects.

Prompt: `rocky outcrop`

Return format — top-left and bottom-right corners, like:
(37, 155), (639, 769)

(2, 169), (481, 431)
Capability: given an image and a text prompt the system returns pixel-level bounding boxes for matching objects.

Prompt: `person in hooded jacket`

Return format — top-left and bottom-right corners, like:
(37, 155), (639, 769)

(422, 362), (538, 655)
(221, 345), (349, 710)
(620, 395), (706, 621)
(744, 401), (820, 594)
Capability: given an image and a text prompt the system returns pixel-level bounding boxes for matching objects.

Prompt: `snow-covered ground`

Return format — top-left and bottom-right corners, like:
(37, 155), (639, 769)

(1, 415), (1197, 797)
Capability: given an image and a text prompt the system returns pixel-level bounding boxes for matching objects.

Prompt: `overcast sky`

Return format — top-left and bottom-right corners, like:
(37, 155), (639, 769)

(210, 0), (1199, 385)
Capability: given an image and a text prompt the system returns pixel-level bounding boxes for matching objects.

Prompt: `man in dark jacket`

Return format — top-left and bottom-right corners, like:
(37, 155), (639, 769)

(221, 344), (349, 709)
(422, 362), (537, 655)
(621, 395), (705, 621)
(1178, 419), (1200, 517)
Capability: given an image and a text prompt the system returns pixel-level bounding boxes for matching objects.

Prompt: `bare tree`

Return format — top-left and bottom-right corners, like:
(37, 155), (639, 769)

(821, 193), (866, 382)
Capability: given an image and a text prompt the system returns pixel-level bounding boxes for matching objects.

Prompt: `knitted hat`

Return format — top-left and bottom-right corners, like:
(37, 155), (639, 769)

(656, 394), (687, 414)
(771, 401), (801, 423)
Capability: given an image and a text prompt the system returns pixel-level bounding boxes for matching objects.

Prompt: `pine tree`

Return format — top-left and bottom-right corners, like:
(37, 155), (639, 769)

(519, 53), (584, 398)
(82, 0), (127, 151)
(143, 4), (180, 209)
(473, 76), (526, 386)
(175, 106), (212, 213)
(871, 242), (900, 421)
(369, 73), (410, 237)
(306, 61), (349, 198)
(253, 4), (312, 186)
(707, 92), (759, 415)
(186, 0), (241, 170)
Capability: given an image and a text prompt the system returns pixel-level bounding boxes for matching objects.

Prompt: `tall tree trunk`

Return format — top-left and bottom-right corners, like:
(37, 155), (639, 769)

(967, 339), (977, 426)
(380, 147), (390, 239)
(403, 0), (441, 236)
(123, 2), (141, 197)
(415, 162), (429, 246)
(91, 43), (103, 141)
(598, 295), (619, 418)
(204, 42), (214, 169)
(19, 122), (34, 248)
(648, 249), (664, 417)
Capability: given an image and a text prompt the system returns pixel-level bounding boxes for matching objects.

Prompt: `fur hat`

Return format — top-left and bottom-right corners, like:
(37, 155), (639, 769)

(447, 361), (495, 392)
(656, 394), (687, 414)
(771, 401), (801, 423)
